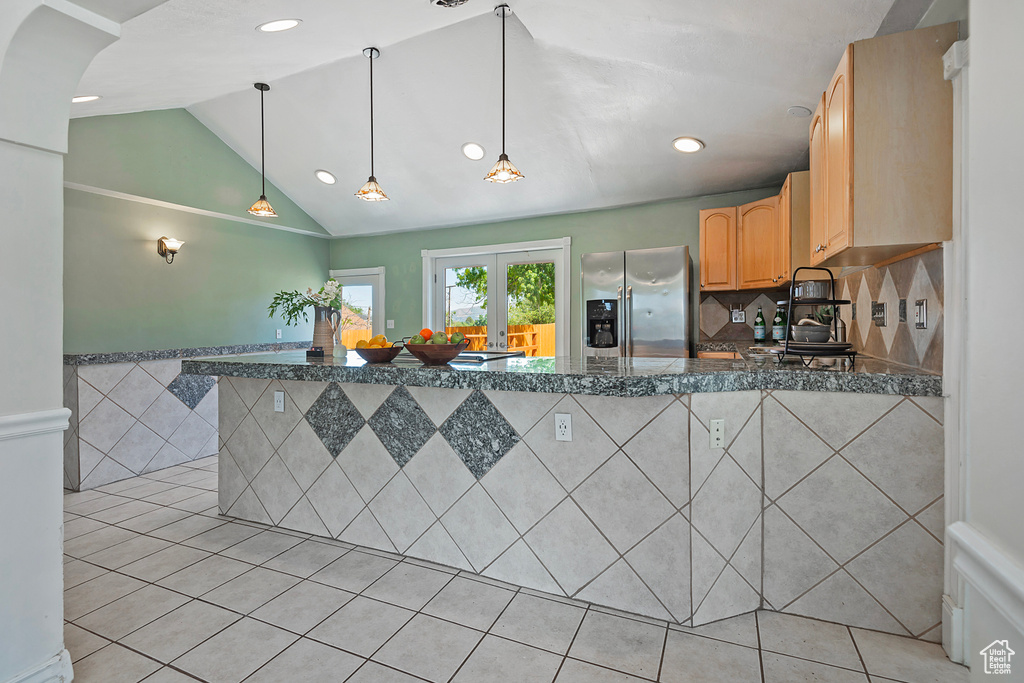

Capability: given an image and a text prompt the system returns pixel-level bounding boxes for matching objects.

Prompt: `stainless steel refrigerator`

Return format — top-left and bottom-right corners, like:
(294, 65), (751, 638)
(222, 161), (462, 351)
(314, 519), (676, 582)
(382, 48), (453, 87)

(581, 246), (692, 357)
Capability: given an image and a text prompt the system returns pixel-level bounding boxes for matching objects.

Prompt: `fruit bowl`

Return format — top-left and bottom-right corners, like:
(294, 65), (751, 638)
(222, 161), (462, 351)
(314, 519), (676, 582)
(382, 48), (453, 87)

(404, 341), (469, 366)
(354, 344), (403, 364)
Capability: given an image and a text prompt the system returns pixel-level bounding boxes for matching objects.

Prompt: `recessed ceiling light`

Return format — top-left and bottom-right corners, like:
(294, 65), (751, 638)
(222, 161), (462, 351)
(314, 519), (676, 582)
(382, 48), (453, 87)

(257, 19), (301, 33)
(462, 142), (486, 161)
(72, 95), (101, 103)
(314, 169), (337, 185)
(672, 137), (704, 153)
(787, 105), (812, 117)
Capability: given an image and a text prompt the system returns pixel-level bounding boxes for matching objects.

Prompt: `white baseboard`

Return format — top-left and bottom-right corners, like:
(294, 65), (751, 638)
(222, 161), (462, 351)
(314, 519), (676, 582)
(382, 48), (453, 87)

(948, 521), (1024, 639)
(942, 594), (965, 663)
(0, 408), (70, 441)
(3, 650), (72, 683)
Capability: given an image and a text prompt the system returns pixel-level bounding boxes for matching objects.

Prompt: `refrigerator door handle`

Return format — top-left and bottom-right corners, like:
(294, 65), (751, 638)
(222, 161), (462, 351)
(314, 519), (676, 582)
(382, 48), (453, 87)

(625, 285), (633, 357)
(617, 286), (624, 357)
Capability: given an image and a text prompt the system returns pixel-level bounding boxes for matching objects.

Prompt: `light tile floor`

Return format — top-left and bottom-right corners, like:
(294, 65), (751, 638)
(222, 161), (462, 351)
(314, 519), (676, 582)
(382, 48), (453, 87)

(63, 455), (968, 683)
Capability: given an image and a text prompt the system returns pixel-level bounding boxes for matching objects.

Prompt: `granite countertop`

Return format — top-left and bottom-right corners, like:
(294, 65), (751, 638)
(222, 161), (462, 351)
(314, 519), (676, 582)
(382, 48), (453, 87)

(64, 341), (312, 366)
(182, 347), (941, 397)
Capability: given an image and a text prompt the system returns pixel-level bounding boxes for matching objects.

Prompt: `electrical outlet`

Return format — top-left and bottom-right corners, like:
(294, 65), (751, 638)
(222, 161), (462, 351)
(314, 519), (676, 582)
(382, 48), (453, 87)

(710, 419), (725, 449)
(273, 391), (285, 413)
(731, 310), (746, 324)
(276, 329), (282, 339)
(872, 301), (887, 327)
(387, 320), (395, 329)
(554, 413), (572, 442)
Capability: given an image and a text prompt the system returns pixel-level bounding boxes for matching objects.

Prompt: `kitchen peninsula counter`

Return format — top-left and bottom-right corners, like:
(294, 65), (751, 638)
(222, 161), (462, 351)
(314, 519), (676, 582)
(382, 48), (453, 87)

(182, 348), (941, 396)
(186, 349), (945, 638)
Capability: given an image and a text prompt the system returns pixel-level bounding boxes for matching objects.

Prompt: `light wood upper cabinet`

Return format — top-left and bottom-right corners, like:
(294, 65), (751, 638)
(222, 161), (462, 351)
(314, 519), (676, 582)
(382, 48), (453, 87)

(737, 196), (780, 289)
(698, 171), (811, 292)
(824, 45), (852, 259)
(698, 207), (737, 291)
(808, 23), (957, 266)
(809, 95), (827, 266)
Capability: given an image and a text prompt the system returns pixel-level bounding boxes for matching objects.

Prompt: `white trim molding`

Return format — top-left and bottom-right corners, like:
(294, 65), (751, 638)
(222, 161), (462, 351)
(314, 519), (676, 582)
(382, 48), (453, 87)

(329, 266), (386, 278)
(948, 521), (1024, 639)
(64, 182), (330, 239)
(329, 267), (386, 337)
(0, 408), (70, 442)
(942, 38), (970, 663)
(4, 649), (73, 683)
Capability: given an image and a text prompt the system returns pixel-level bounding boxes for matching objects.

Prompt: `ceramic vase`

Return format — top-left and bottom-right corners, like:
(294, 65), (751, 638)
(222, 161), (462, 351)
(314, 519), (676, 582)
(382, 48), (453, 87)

(312, 306), (341, 355)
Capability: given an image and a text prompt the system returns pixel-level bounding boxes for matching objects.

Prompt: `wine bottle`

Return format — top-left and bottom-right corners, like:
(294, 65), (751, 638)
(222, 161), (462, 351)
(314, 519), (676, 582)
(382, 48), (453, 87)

(753, 306), (766, 342)
(772, 306), (787, 344)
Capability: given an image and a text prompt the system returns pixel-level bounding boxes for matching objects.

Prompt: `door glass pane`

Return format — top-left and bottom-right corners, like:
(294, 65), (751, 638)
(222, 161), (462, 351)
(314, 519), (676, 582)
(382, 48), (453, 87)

(443, 265), (488, 350)
(338, 284), (373, 348)
(505, 260), (555, 357)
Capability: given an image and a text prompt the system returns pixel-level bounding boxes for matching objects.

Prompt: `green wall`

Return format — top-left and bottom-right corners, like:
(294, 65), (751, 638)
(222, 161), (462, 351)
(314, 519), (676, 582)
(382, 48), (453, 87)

(330, 187), (780, 351)
(66, 109), (328, 236)
(64, 110), (330, 353)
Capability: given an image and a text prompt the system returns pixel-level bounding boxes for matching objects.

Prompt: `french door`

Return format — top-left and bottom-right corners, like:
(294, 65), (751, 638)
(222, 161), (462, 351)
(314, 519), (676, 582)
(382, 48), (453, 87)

(432, 249), (561, 356)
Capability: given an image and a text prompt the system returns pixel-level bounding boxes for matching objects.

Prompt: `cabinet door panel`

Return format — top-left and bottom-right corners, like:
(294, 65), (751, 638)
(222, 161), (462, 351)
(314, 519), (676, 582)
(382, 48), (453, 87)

(738, 196), (780, 290)
(824, 46), (853, 257)
(809, 94), (827, 266)
(699, 207), (737, 291)
(777, 175), (792, 285)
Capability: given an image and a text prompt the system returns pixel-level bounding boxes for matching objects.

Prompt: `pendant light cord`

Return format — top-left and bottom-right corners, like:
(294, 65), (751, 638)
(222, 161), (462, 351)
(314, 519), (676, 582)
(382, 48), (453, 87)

(369, 53), (375, 177)
(501, 6), (506, 155)
(260, 87), (266, 196)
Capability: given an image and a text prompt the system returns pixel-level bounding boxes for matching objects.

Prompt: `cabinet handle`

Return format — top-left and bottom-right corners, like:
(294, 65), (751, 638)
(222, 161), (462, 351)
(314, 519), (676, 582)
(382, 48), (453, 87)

(772, 278), (777, 283)
(701, 282), (706, 288)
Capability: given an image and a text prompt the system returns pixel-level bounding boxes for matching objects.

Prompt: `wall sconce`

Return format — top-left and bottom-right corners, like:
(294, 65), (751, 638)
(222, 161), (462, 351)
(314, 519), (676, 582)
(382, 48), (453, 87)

(157, 236), (183, 264)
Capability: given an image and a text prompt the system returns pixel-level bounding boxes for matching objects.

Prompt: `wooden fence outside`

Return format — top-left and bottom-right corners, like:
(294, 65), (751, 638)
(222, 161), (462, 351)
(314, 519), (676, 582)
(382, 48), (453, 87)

(445, 323), (555, 356)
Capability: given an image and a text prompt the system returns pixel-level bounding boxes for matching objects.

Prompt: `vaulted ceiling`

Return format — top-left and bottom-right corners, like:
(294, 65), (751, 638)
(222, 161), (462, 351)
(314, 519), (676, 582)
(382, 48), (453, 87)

(74, 0), (900, 236)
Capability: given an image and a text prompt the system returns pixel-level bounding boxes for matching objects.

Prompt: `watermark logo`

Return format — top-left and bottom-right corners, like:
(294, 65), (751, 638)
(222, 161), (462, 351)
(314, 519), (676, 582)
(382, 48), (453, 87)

(980, 640), (1015, 675)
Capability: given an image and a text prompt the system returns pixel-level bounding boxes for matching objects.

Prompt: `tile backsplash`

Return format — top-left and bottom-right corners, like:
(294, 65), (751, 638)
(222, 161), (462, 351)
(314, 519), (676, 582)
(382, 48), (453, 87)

(700, 288), (788, 342)
(699, 246), (942, 373)
(837, 247), (943, 373)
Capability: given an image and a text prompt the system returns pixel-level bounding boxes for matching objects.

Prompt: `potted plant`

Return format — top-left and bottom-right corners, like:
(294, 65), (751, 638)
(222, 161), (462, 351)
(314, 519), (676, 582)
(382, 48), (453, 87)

(268, 279), (350, 355)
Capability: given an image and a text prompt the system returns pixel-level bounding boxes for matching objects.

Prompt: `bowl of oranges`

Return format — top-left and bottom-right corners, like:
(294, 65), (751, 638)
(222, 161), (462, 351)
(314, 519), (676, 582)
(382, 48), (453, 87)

(354, 335), (402, 363)
(404, 328), (469, 366)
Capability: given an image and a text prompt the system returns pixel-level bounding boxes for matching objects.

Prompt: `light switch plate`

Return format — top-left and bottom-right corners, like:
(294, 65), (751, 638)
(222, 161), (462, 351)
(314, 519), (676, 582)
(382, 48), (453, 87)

(915, 299), (928, 329)
(387, 320), (395, 329)
(872, 301), (887, 327)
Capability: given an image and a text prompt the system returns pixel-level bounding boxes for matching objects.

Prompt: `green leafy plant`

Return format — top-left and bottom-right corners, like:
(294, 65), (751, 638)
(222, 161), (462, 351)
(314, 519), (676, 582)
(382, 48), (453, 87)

(268, 279), (342, 327)
(812, 305), (835, 325)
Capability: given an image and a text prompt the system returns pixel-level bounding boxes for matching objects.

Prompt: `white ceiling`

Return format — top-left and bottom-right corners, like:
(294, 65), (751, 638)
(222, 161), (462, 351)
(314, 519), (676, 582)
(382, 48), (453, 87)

(74, 0), (898, 237)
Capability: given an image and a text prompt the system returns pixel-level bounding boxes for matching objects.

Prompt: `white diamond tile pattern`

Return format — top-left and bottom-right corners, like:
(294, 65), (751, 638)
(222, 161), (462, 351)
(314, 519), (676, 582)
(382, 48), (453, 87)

(212, 379), (943, 638)
(65, 361), (220, 490)
(766, 393), (945, 638)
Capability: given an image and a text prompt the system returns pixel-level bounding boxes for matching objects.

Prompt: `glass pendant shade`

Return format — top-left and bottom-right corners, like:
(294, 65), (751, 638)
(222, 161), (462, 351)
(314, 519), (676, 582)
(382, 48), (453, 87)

(484, 153), (524, 184)
(355, 176), (389, 202)
(247, 194), (277, 216)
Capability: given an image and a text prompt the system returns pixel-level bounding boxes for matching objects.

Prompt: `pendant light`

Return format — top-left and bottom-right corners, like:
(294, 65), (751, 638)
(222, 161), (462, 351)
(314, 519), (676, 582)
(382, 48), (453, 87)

(355, 47), (389, 201)
(247, 82), (277, 217)
(485, 4), (524, 184)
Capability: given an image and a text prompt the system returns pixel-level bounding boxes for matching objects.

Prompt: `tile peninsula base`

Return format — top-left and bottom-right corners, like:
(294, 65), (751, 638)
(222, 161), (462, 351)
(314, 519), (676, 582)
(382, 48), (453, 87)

(218, 377), (944, 640)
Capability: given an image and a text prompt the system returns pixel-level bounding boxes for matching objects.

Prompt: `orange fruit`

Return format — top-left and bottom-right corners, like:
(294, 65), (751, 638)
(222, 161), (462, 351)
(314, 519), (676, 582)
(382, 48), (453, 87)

(419, 328), (433, 340)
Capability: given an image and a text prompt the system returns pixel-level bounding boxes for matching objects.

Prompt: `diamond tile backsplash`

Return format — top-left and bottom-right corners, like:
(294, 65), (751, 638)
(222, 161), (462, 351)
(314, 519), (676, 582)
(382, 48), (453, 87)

(838, 248), (943, 372)
(220, 377), (944, 643)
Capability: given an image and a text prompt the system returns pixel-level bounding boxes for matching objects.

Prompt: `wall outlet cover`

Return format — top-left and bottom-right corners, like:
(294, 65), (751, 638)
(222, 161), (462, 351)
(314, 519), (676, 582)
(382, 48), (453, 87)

(273, 391), (285, 413)
(709, 418), (725, 449)
(731, 310), (746, 323)
(915, 299), (928, 329)
(554, 413), (572, 442)
(276, 329), (282, 339)
(387, 320), (395, 329)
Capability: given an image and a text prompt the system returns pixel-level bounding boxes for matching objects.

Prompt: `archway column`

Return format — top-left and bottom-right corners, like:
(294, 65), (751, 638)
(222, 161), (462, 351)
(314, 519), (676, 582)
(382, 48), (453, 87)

(0, 3), (118, 682)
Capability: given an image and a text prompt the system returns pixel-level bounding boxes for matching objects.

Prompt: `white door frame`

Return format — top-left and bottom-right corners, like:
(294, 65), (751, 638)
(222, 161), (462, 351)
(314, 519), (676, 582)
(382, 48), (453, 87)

(329, 266), (386, 337)
(422, 237), (571, 356)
